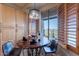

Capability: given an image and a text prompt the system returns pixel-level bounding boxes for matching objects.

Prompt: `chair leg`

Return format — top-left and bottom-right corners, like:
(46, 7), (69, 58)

(45, 53), (47, 56)
(27, 48), (31, 56)
(35, 48), (37, 56)
(37, 48), (42, 56)
(44, 52), (47, 56)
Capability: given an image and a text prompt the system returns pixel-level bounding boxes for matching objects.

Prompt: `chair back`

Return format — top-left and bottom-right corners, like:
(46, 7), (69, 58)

(23, 37), (27, 41)
(2, 41), (14, 56)
(50, 40), (57, 50)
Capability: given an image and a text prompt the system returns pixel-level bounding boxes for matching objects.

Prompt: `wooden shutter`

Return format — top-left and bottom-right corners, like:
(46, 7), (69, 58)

(67, 4), (77, 48)
(66, 4), (79, 54)
(58, 4), (66, 44)
(58, 3), (79, 54)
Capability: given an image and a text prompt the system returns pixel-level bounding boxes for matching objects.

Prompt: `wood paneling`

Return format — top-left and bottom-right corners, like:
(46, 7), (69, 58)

(0, 4), (27, 55)
(2, 5), (15, 27)
(77, 4), (79, 54)
(58, 4), (66, 47)
(16, 11), (25, 27)
(16, 10), (25, 41)
(0, 5), (16, 55)
(0, 4), (2, 55)
(2, 5), (16, 43)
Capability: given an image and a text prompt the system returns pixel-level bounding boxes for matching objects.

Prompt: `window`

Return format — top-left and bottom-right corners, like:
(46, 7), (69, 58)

(43, 19), (48, 38)
(31, 20), (36, 35)
(49, 17), (58, 40)
(43, 16), (58, 40)
(67, 4), (77, 48)
(29, 20), (36, 35)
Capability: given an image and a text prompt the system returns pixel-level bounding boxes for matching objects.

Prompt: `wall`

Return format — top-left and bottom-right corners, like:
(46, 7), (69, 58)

(0, 4), (28, 55)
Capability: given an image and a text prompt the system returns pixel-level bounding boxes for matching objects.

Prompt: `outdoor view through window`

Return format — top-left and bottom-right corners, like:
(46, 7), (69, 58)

(43, 17), (58, 40)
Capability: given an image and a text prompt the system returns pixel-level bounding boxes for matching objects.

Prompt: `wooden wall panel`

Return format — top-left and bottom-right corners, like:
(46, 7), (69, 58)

(1, 28), (15, 43)
(16, 11), (25, 27)
(2, 5), (15, 27)
(0, 5), (16, 55)
(16, 10), (25, 41)
(16, 28), (24, 41)
(58, 4), (66, 46)
(24, 14), (28, 37)
(77, 4), (79, 54)
(0, 4), (2, 56)
(0, 4), (27, 55)
(1, 5), (16, 43)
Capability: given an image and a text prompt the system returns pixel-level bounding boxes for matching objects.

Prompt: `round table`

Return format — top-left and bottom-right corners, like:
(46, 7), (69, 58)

(15, 40), (50, 56)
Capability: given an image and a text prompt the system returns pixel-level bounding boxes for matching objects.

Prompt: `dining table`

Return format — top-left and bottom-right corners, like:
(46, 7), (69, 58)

(15, 37), (50, 56)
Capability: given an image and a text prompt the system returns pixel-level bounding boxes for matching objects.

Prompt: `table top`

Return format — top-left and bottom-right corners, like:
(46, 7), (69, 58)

(15, 37), (50, 49)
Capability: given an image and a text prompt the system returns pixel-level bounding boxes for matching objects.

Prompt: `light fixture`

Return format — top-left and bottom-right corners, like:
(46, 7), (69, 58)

(29, 4), (40, 20)
(29, 9), (40, 20)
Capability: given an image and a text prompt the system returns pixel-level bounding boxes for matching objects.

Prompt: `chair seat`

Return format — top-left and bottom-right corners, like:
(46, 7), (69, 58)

(44, 47), (56, 53)
(9, 48), (21, 56)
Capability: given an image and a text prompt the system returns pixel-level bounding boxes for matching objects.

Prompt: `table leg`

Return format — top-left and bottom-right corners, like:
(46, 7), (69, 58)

(27, 48), (31, 56)
(22, 48), (25, 56)
(31, 49), (33, 56)
(35, 48), (38, 56)
(38, 47), (42, 56)
(27, 49), (29, 56)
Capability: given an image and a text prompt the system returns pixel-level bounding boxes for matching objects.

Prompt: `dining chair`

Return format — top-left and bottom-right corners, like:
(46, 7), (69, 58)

(2, 41), (22, 56)
(43, 40), (58, 56)
(23, 37), (27, 41)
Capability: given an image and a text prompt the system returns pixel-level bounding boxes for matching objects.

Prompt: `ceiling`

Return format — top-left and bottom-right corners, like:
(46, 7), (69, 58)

(3, 3), (61, 13)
